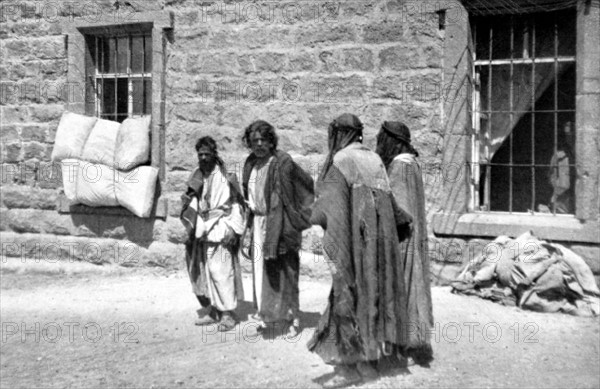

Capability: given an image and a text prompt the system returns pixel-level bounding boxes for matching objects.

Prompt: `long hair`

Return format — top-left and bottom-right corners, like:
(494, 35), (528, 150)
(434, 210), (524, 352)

(242, 120), (278, 150)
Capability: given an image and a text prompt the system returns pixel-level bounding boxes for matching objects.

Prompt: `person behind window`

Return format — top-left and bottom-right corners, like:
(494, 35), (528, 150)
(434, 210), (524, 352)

(180, 136), (245, 331)
(241, 120), (315, 338)
(548, 121), (575, 214)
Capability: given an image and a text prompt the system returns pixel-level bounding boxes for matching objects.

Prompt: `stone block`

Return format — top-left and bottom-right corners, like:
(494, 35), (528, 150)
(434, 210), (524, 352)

(296, 24), (356, 47)
(165, 170), (191, 192)
(360, 103), (395, 136)
(165, 217), (188, 244)
(5, 209), (43, 233)
(0, 208), (9, 230)
(299, 131), (326, 155)
(362, 20), (406, 43)
(1, 142), (22, 163)
(307, 103), (361, 129)
(207, 26), (295, 50)
(23, 141), (47, 160)
(285, 52), (317, 72)
(371, 71), (442, 102)
(2, 62), (26, 80)
(407, 12), (442, 43)
(386, 103), (437, 135)
(318, 50), (342, 73)
(187, 52), (239, 75)
(317, 75), (369, 103)
(164, 192), (183, 217)
(253, 52), (286, 73)
(2, 20), (62, 38)
(171, 102), (222, 125)
(424, 43), (443, 68)
(0, 125), (19, 142)
(261, 104), (310, 131)
(1, 185), (57, 210)
(40, 60), (67, 78)
(28, 104), (63, 123)
(4, 37), (65, 61)
(379, 44), (425, 70)
(20, 124), (47, 142)
(1, 106), (30, 123)
(342, 48), (374, 71)
(340, 0), (383, 17)
(219, 104), (268, 128)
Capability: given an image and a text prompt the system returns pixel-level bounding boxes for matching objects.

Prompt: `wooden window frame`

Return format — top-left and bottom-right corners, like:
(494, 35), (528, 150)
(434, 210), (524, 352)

(432, 2), (599, 244)
(60, 11), (172, 218)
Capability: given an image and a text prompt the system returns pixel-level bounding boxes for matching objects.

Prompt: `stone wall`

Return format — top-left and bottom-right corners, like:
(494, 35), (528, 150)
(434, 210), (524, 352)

(1, 0), (451, 267)
(1, 0), (598, 285)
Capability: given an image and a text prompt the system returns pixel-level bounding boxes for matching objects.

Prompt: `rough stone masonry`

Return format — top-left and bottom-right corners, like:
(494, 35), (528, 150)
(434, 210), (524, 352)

(1, 0), (598, 285)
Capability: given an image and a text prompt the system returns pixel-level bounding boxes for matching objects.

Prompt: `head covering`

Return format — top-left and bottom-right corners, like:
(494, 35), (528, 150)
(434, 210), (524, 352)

(376, 121), (419, 169)
(382, 121), (411, 144)
(320, 113), (364, 181)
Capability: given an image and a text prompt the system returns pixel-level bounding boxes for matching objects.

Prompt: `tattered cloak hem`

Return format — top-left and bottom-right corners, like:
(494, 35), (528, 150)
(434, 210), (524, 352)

(308, 143), (412, 365)
(388, 155), (434, 357)
(452, 231), (600, 317)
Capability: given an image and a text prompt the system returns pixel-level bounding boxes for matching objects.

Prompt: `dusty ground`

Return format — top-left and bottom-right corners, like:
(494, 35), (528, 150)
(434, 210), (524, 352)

(1, 259), (599, 389)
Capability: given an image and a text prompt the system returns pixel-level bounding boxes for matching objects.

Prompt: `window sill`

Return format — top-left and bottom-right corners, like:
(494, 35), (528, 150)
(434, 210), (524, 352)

(57, 194), (168, 220)
(432, 212), (599, 244)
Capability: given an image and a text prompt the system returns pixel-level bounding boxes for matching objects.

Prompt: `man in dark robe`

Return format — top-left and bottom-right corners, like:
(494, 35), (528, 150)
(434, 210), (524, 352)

(376, 121), (434, 366)
(308, 114), (413, 387)
(180, 136), (245, 331)
(241, 120), (315, 337)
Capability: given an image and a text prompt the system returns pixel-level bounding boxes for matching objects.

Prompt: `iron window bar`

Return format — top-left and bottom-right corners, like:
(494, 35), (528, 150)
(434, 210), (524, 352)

(473, 12), (576, 215)
(93, 32), (152, 122)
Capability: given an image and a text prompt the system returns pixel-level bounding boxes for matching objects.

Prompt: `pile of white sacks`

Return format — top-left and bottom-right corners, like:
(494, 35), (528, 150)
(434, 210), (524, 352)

(51, 112), (158, 218)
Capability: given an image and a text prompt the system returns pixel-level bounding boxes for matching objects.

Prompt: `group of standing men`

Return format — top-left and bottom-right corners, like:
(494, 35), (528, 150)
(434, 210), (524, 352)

(180, 114), (433, 386)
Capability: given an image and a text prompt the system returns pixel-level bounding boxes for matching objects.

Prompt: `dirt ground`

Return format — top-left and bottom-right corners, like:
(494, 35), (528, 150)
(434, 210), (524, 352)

(1, 260), (599, 389)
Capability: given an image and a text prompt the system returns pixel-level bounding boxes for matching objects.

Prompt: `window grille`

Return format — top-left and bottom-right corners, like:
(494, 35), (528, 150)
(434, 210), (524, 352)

(471, 10), (576, 214)
(91, 32), (152, 123)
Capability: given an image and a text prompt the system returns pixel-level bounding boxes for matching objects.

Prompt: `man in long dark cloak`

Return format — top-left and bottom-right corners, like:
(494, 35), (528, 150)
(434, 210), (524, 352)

(241, 120), (315, 337)
(308, 114), (413, 387)
(376, 121), (434, 366)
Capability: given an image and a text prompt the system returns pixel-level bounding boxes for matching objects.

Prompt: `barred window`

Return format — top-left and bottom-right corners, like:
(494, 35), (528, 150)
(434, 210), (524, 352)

(471, 10), (576, 214)
(86, 30), (152, 123)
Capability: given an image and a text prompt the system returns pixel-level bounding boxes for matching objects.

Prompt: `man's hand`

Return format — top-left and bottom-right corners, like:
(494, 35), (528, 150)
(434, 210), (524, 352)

(181, 193), (192, 211)
(222, 226), (239, 248)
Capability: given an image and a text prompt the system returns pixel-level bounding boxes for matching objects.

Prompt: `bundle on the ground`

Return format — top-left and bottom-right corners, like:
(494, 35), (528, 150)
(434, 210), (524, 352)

(452, 231), (600, 316)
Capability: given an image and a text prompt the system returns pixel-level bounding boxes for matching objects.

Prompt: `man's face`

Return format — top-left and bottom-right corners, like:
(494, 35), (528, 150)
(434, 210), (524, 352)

(250, 131), (274, 159)
(197, 146), (216, 173)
